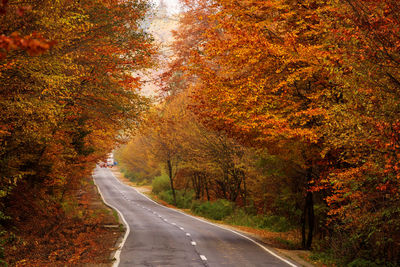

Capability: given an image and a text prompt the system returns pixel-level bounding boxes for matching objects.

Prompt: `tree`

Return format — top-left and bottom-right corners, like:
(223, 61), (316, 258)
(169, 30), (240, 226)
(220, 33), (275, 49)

(0, 0), (154, 263)
(173, 0), (339, 249)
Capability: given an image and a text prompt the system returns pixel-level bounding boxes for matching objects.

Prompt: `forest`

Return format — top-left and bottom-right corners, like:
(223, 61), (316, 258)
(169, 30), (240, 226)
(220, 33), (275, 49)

(117, 0), (400, 266)
(0, 0), (399, 266)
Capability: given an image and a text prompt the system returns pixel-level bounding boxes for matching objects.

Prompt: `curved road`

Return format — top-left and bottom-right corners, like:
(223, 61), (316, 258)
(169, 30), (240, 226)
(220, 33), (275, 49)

(93, 167), (299, 267)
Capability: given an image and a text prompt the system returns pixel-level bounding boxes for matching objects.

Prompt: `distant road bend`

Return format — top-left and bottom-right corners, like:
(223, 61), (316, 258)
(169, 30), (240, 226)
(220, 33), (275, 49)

(93, 167), (299, 267)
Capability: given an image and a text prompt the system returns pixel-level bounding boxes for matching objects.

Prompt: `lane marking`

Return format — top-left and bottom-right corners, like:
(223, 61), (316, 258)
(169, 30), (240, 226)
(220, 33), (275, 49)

(186, 233), (191, 237)
(172, 223), (176, 226)
(93, 171), (130, 267)
(107, 169), (298, 267)
(191, 241), (197, 246)
(180, 227), (184, 231)
(200, 255), (207, 261)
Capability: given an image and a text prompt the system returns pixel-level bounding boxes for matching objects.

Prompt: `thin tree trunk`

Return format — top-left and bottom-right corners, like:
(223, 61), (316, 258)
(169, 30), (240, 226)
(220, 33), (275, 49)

(306, 191), (315, 249)
(167, 160), (176, 205)
(242, 172), (247, 207)
(301, 199), (307, 249)
(205, 176), (210, 201)
(301, 168), (315, 250)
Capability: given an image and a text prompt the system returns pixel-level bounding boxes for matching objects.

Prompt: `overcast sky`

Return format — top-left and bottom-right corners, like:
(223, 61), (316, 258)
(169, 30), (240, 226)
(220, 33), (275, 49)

(152, 0), (181, 14)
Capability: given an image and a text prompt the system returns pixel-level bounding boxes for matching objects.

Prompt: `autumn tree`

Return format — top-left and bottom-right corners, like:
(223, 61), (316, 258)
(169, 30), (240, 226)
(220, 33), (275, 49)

(168, 0), (339, 249)
(117, 134), (161, 183)
(315, 0), (400, 263)
(0, 0), (154, 263)
(169, 0), (400, 263)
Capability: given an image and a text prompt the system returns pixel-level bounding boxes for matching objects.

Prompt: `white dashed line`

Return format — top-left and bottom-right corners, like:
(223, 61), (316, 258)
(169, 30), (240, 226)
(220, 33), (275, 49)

(186, 233), (191, 237)
(172, 223), (176, 226)
(200, 255), (207, 261)
(180, 227), (184, 230)
(191, 241), (197, 246)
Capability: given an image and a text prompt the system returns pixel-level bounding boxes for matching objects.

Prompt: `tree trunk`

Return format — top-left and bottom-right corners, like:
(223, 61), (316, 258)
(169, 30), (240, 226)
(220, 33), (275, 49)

(242, 172), (247, 207)
(167, 160), (176, 205)
(306, 191), (315, 249)
(192, 172), (201, 200)
(205, 176), (210, 201)
(301, 168), (315, 250)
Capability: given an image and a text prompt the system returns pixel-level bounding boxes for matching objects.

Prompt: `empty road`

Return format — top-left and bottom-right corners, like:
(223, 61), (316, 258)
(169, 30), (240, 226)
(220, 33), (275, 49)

(93, 167), (299, 267)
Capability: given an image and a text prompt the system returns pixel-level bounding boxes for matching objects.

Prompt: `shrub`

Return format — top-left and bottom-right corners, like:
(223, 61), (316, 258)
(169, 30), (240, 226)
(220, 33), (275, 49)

(224, 209), (293, 232)
(176, 190), (194, 209)
(159, 190), (174, 204)
(191, 199), (234, 220)
(159, 190), (194, 209)
(348, 259), (381, 267)
(257, 215), (292, 232)
(152, 174), (170, 194)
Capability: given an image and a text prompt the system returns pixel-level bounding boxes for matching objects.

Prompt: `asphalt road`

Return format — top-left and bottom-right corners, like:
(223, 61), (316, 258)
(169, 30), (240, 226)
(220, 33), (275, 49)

(93, 167), (299, 267)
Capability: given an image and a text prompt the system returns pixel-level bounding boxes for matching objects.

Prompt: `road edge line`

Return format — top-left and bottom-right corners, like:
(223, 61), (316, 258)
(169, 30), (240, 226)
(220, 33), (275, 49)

(93, 172), (130, 267)
(109, 170), (298, 267)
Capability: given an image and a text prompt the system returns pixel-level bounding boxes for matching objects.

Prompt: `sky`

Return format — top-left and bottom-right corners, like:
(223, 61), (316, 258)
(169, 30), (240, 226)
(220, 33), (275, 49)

(152, 0), (181, 14)
(135, 0), (181, 97)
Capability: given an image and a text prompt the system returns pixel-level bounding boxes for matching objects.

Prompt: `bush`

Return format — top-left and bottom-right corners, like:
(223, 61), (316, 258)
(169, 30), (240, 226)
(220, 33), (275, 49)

(257, 215), (292, 232)
(124, 171), (136, 182)
(159, 190), (174, 204)
(152, 174), (170, 194)
(224, 209), (293, 232)
(348, 259), (381, 267)
(159, 190), (194, 209)
(174, 190), (194, 209)
(191, 199), (234, 220)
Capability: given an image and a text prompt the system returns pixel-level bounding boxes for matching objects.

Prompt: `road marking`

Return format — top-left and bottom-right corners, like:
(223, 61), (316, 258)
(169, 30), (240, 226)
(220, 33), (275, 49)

(107, 169), (299, 267)
(200, 255), (207, 261)
(172, 223), (176, 226)
(93, 173), (130, 267)
(191, 241), (197, 246)
(186, 233), (191, 237)
(164, 219), (168, 222)
(180, 227), (184, 231)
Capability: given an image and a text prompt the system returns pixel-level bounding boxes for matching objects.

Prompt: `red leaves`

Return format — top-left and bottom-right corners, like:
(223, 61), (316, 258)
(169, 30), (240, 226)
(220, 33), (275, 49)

(0, 32), (56, 58)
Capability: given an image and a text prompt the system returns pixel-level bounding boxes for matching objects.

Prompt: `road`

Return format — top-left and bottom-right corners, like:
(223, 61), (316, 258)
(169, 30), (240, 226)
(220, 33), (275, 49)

(93, 167), (299, 267)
